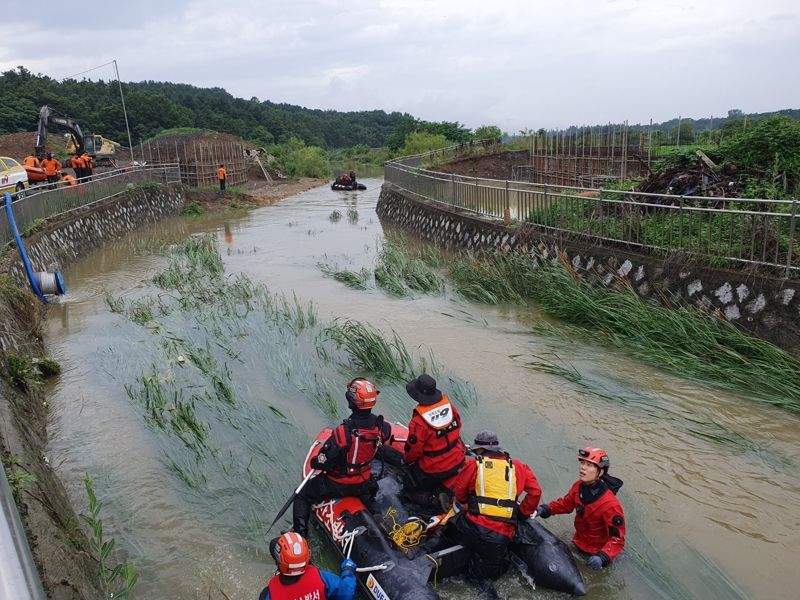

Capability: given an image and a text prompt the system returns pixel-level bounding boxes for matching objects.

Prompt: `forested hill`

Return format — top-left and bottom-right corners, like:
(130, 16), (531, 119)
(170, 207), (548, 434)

(0, 67), (410, 148)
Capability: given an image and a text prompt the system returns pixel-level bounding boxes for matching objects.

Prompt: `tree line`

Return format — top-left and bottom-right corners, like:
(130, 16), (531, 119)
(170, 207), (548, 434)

(0, 67), (422, 149)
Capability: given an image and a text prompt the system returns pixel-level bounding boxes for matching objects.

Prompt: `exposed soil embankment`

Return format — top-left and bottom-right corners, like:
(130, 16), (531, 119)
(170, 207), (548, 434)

(0, 270), (100, 599)
(434, 150), (529, 180)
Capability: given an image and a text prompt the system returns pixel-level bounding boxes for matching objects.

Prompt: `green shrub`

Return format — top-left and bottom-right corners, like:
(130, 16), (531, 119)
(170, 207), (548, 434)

(399, 132), (450, 157)
(182, 201), (204, 216)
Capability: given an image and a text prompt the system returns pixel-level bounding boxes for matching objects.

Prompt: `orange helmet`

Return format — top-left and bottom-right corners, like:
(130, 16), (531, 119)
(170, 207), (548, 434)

(578, 447), (609, 471)
(272, 532), (309, 576)
(345, 377), (378, 410)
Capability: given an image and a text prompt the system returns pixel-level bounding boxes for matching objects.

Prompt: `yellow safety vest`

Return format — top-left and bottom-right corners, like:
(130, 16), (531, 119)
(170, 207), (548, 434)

(470, 455), (518, 522)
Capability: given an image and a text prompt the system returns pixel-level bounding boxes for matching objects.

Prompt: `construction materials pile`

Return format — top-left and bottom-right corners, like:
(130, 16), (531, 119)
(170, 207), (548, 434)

(638, 151), (741, 199)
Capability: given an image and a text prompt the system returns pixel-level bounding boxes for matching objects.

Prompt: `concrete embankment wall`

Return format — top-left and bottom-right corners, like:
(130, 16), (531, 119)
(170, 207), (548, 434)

(6, 184), (184, 298)
(377, 184), (800, 353)
(0, 183), (184, 599)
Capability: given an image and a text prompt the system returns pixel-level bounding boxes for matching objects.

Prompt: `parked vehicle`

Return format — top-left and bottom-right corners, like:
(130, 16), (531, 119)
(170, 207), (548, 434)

(0, 156), (29, 198)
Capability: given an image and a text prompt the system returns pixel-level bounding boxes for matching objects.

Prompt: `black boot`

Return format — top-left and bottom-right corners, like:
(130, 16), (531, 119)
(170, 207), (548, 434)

(292, 495), (312, 538)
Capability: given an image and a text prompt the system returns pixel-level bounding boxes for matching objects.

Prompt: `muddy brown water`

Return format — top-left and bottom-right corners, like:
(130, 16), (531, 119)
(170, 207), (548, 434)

(43, 178), (800, 599)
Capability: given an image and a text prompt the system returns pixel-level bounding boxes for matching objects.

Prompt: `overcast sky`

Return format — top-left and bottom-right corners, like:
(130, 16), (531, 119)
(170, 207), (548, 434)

(1, 0), (797, 132)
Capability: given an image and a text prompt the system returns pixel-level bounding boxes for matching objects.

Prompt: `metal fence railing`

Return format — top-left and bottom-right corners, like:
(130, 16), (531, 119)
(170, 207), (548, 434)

(385, 151), (800, 276)
(0, 164), (181, 247)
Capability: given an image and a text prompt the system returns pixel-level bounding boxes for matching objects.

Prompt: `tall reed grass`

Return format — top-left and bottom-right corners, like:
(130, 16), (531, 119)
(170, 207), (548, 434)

(322, 319), (435, 381)
(449, 250), (800, 409)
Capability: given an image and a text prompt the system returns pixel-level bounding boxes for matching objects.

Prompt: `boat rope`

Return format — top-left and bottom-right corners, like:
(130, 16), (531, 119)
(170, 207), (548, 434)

(384, 507), (425, 553)
(425, 553), (440, 588)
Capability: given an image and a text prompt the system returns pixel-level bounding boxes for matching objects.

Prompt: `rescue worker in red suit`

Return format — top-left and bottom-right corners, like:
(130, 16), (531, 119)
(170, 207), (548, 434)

(537, 447), (625, 569)
(450, 431), (542, 580)
(402, 374), (466, 505)
(292, 378), (391, 537)
(258, 531), (356, 600)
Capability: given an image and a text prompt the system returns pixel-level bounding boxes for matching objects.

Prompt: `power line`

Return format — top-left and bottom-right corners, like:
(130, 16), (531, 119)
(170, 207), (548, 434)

(58, 60), (116, 82)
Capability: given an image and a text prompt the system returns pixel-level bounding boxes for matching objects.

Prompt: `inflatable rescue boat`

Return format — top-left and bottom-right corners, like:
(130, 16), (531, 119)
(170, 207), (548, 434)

(331, 181), (367, 191)
(24, 166), (49, 183)
(302, 423), (587, 598)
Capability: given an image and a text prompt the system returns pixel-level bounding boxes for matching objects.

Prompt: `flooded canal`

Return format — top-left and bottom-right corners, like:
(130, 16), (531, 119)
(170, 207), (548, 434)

(44, 178), (800, 599)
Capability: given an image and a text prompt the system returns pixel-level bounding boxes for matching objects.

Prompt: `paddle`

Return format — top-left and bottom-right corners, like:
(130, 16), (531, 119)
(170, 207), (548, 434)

(268, 468), (318, 532)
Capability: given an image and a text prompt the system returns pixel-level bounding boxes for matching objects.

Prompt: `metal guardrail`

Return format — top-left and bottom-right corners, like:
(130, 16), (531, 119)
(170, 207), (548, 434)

(1, 463), (47, 600)
(385, 153), (800, 276)
(0, 164), (181, 247)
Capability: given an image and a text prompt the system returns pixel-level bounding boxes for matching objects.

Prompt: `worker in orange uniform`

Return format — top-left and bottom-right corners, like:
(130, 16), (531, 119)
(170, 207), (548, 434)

(61, 172), (77, 187)
(71, 153), (85, 181)
(81, 151), (93, 181)
(41, 153), (62, 187)
(217, 164), (227, 192)
(537, 447), (625, 569)
(23, 154), (40, 168)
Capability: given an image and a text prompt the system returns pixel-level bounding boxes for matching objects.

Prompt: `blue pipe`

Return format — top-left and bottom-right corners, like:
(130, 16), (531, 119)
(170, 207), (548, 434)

(4, 192), (47, 303)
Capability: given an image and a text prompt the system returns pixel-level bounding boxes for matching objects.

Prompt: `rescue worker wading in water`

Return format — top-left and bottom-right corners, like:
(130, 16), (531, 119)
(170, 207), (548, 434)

(537, 447), (625, 569)
(258, 531), (356, 600)
(292, 378), (391, 537)
(402, 374), (466, 507)
(450, 431), (542, 580)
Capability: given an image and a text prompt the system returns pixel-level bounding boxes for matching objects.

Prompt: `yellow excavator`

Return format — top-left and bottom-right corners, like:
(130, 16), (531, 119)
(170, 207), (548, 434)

(35, 106), (120, 167)
(64, 133), (120, 166)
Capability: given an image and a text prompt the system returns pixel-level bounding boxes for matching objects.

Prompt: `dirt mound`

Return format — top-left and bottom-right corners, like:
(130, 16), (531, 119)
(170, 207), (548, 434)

(435, 150), (529, 180)
(0, 131), (61, 160)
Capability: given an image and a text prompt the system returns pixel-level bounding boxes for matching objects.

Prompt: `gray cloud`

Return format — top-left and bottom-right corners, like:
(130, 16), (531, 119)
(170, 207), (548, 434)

(1, 0), (797, 132)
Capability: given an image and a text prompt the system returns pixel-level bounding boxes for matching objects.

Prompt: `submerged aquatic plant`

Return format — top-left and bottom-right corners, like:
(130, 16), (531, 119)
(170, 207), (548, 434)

(318, 263), (371, 290)
(329, 210), (342, 222)
(347, 208), (359, 224)
(322, 319), (433, 381)
(373, 239), (444, 297)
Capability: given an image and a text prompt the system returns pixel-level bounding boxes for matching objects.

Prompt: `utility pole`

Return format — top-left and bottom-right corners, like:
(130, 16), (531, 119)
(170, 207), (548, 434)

(113, 60), (134, 159)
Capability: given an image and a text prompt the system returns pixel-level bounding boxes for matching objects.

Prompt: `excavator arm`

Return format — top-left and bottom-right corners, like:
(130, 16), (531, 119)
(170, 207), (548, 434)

(35, 105), (85, 158)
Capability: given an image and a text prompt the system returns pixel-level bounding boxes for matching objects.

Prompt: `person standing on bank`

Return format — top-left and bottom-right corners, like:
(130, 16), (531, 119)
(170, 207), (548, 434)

(536, 447), (626, 569)
(81, 150), (93, 181)
(217, 164), (227, 192)
(71, 153), (85, 181)
(258, 531), (356, 600)
(402, 374), (466, 505)
(450, 431), (542, 580)
(41, 153), (62, 187)
(292, 378), (391, 537)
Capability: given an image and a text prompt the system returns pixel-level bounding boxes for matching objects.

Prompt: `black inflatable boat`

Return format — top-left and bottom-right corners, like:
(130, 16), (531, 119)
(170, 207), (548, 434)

(302, 424), (587, 598)
(331, 182), (367, 190)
